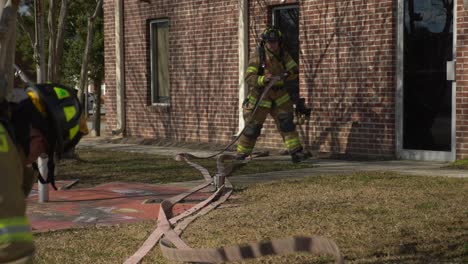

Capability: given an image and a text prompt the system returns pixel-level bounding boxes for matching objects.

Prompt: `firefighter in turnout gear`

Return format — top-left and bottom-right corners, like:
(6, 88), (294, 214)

(236, 26), (311, 163)
(1, 82), (85, 263)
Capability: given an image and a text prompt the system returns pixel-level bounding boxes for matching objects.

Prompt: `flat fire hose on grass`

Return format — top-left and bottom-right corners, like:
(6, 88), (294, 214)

(125, 74), (343, 263)
(124, 153), (344, 264)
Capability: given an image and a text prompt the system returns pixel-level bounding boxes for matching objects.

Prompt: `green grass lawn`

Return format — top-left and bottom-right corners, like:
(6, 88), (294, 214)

(33, 150), (468, 263)
(448, 159), (468, 169)
(56, 149), (315, 187)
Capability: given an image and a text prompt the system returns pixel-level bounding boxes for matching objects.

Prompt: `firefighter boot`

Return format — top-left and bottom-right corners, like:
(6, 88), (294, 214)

(235, 153), (249, 161)
(291, 149), (312, 163)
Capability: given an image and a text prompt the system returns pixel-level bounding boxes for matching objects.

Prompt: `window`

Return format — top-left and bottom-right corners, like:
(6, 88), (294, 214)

(150, 19), (170, 104)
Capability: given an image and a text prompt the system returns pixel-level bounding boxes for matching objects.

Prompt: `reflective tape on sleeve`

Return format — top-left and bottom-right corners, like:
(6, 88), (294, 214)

(246, 66), (258, 73)
(285, 59), (298, 71)
(0, 217), (33, 244)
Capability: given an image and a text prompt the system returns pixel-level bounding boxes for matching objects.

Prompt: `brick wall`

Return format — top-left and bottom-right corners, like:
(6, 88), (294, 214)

(104, 0), (240, 145)
(457, 2), (468, 159)
(103, 0), (397, 157)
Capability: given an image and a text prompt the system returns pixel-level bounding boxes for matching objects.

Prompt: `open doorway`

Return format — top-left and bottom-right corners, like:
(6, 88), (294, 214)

(272, 5), (299, 101)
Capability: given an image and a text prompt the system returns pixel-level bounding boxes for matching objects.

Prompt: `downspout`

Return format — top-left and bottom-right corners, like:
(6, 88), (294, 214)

(237, 0), (248, 134)
(113, 0), (125, 135)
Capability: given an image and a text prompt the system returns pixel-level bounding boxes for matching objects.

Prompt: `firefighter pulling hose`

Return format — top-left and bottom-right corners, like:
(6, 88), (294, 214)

(181, 26), (312, 163)
(236, 26), (312, 163)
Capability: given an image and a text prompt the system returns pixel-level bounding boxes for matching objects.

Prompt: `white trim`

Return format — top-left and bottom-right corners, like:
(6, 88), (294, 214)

(237, 0), (248, 135)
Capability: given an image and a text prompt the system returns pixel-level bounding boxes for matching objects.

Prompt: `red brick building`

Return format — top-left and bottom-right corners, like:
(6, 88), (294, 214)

(103, 0), (467, 161)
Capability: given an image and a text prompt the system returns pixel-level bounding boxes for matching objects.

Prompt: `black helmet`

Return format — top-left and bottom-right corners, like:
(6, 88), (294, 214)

(261, 26), (283, 42)
(26, 83), (83, 154)
(10, 83), (84, 190)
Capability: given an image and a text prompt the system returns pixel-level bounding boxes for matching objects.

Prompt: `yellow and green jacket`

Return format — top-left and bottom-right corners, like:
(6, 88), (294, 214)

(245, 47), (298, 90)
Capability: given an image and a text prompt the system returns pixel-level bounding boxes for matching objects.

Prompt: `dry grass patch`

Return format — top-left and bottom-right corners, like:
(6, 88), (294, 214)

(183, 172), (468, 263)
(34, 171), (467, 263)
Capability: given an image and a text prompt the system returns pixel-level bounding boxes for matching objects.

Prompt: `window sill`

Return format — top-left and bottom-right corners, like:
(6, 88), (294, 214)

(147, 103), (170, 113)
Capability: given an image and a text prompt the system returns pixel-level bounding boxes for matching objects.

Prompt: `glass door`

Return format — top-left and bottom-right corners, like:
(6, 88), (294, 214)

(397, 0), (456, 161)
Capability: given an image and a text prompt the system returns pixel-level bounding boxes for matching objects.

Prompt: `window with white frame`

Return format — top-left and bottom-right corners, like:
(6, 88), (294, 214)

(150, 19), (170, 104)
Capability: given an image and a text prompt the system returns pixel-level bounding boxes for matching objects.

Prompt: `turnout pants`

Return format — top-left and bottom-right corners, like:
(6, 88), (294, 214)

(237, 88), (302, 155)
(0, 124), (34, 264)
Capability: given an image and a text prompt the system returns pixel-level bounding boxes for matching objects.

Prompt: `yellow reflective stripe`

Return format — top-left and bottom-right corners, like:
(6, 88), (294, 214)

(257, 75), (265, 86)
(27, 91), (47, 114)
(0, 217), (30, 228)
(275, 93), (290, 106)
(0, 217), (33, 243)
(237, 145), (253, 154)
(246, 66), (258, 73)
(0, 232), (33, 243)
(0, 125), (8, 152)
(0, 135), (8, 152)
(54, 87), (70, 100)
(285, 59), (297, 71)
(63, 106), (77, 122)
(275, 80), (284, 87)
(248, 95), (272, 108)
(69, 124), (79, 140)
(259, 100), (272, 108)
(285, 138), (301, 150)
(248, 95), (256, 105)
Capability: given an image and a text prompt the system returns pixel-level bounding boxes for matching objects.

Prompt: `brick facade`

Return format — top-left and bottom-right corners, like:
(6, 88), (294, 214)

(457, 1), (468, 159)
(104, 0), (240, 145)
(103, 0), (468, 160)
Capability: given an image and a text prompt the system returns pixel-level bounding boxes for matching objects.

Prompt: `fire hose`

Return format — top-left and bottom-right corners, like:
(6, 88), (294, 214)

(124, 74), (343, 263)
(124, 153), (344, 263)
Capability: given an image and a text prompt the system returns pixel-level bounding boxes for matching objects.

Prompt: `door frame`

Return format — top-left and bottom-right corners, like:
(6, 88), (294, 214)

(396, 0), (457, 161)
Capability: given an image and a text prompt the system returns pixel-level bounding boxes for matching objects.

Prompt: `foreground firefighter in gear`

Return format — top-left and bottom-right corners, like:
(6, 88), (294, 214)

(236, 26), (311, 163)
(0, 83), (86, 263)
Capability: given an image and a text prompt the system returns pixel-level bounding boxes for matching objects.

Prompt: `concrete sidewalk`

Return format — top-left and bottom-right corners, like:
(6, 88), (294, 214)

(78, 136), (468, 186)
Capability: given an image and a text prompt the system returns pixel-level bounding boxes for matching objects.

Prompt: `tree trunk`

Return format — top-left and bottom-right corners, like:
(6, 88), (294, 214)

(78, 0), (103, 105)
(0, 0), (19, 101)
(47, 0), (57, 82)
(53, 0), (67, 82)
(93, 79), (101, 136)
(34, 0), (46, 83)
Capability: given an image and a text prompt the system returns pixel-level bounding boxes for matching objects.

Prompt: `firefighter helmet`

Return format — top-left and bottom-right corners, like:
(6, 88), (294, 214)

(26, 83), (83, 154)
(261, 26), (283, 42)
